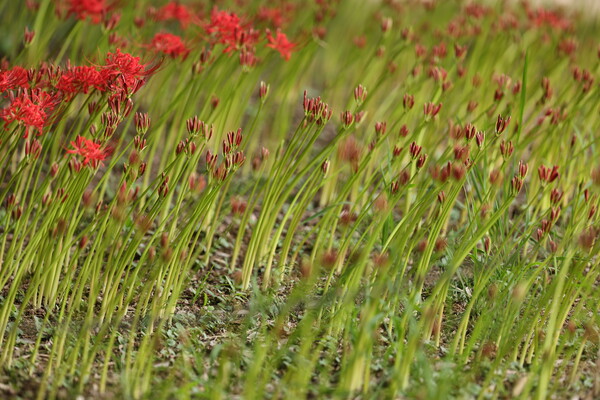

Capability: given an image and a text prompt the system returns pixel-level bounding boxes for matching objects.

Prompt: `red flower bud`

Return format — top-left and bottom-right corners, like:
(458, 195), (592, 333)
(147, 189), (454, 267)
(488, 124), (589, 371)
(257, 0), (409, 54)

(495, 115), (511, 135)
(511, 175), (524, 195)
(322, 160), (330, 175)
(259, 81), (269, 101)
(550, 188), (563, 205)
(424, 102), (442, 118)
(354, 84), (367, 104)
(403, 94), (415, 110)
(475, 132), (485, 148)
(134, 112), (150, 135)
(499, 140), (514, 159)
(518, 160), (528, 178)
(23, 27), (35, 46)
(340, 111), (354, 128)
(417, 154), (427, 169)
(409, 141), (422, 159)
(399, 125), (409, 137)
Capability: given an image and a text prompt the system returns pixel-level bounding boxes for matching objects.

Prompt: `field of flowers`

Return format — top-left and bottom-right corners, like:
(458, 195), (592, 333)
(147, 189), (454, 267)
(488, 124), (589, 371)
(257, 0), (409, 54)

(1, 0), (599, 398)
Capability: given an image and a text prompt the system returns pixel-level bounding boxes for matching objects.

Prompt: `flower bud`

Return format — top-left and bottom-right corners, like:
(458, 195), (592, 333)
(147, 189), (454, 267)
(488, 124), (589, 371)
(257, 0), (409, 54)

(23, 27), (35, 46)
(259, 81), (270, 101)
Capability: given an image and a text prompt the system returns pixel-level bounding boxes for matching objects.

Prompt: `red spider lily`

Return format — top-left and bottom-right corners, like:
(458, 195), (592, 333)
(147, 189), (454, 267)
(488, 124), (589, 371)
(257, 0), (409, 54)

(100, 49), (159, 96)
(67, 0), (110, 24)
(1, 89), (60, 137)
(206, 8), (259, 53)
(266, 29), (295, 61)
(156, 1), (197, 28)
(233, 28), (259, 53)
(0, 66), (29, 92)
(66, 136), (112, 168)
(56, 65), (105, 95)
(206, 8), (241, 36)
(149, 33), (190, 58)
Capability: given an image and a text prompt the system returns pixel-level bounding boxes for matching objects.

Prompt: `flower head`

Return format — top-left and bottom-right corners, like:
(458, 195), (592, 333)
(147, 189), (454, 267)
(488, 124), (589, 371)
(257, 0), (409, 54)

(0, 66), (29, 92)
(156, 1), (196, 28)
(207, 8), (242, 37)
(1, 89), (59, 137)
(66, 135), (111, 168)
(206, 8), (259, 53)
(100, 49), (158, 95)
(67, 0), (110, 24)
(266, 29), (295, 61)
(149, 33), (189, 58)
(56, 65), (105, 95)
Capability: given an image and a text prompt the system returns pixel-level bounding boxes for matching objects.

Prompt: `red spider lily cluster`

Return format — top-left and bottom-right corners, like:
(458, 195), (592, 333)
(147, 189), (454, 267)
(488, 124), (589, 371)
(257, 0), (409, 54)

(0, 89), (60, 138)
(1, 49), (156, 165)
(2, 49), (154, 101)
(58, 1), (298, 64)
(203, 8), (296, 64)
(2, 0), (302, 171)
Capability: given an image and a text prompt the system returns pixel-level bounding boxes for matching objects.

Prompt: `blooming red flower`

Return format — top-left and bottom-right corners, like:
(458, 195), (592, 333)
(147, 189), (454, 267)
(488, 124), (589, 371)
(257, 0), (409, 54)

(67, 0), (109, 24)
(149, 33), (190, 58)
(0, 66), (29, 92)
(206, 8), (242, 37)
(100, 49), (158, 95)
(66, 136), (111, 168)
(206, 8), (259, 53)
(56, 65), (105, 95)
(156, 1), (196, 28)
(266, 29), (295, 61)
(1, 89), (59, 137)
